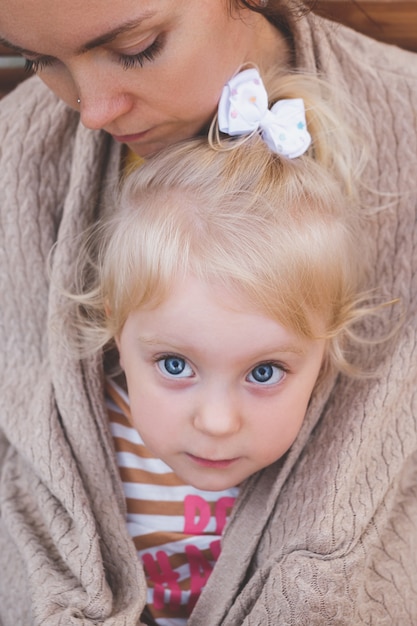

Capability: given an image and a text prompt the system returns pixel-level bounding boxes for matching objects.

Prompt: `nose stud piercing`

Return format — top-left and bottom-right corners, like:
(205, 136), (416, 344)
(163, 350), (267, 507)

(77, 98), (81, 104)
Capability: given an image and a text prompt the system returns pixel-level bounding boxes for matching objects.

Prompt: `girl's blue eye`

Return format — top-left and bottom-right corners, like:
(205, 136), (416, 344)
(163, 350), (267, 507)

(247, 363), (285, 385)
(157, 356), (194, 378)
(120, 36), (164, 70)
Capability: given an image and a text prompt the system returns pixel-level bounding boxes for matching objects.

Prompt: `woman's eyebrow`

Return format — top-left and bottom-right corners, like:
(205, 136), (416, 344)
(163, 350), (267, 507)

(0, 37), (34, 57)
(0, 12), (156, 57)
(81, 14), (156, 52)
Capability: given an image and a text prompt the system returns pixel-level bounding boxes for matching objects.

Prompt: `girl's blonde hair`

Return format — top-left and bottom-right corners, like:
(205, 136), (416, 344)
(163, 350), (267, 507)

(71, 71), (374, 375)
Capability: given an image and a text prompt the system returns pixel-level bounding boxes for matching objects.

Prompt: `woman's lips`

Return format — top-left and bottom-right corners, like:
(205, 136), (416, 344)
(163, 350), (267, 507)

(111, 129), (151, 143)
(187, 454), (239, 469)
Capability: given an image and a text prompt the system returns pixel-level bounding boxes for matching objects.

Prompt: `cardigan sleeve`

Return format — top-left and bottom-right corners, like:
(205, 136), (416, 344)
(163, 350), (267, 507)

(0, 78), (147, 625)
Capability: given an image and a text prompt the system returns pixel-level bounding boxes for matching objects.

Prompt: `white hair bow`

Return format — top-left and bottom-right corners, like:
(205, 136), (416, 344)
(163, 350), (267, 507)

(218, 68), (311, 158)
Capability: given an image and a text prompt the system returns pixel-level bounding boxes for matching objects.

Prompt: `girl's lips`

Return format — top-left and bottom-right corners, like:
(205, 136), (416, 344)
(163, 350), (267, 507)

(187, 454), (239, 469)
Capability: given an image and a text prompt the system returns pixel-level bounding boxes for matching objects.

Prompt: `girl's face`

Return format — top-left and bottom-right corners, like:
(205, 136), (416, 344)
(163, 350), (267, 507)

(0, 0), (283, 156)
(116, 275), (326, 492)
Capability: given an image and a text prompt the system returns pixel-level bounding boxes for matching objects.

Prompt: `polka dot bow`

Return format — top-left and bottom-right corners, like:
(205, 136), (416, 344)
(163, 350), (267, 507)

(218, 68), (311, 158)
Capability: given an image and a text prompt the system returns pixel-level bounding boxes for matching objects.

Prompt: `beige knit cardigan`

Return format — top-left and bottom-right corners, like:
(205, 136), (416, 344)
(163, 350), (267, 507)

(0, 12), (416, 626)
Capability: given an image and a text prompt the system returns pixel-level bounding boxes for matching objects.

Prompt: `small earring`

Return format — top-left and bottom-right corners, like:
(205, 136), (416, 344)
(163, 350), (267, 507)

(259, 0), (268, 5)
(77, 98), (81, 104)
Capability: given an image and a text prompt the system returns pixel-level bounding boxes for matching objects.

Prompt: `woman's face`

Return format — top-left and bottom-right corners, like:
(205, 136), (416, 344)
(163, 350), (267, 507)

(0, 0), (281, 155)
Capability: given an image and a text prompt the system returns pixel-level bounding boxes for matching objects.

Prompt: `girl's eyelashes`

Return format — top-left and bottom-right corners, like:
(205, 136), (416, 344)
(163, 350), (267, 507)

(119, 36), (164, 70)
(155, 355), (289, 384)
(156, 355), (195, 379)
(246, 362), (287, 386)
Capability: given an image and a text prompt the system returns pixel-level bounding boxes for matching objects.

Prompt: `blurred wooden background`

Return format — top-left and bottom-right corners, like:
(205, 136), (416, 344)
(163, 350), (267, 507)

(312, 0), (417, 51)
(1, 0), (416, 99)
(0, 44), (28, 98)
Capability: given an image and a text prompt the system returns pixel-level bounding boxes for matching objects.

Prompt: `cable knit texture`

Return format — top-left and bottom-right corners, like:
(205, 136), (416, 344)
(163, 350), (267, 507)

(0, 13), (416, 626)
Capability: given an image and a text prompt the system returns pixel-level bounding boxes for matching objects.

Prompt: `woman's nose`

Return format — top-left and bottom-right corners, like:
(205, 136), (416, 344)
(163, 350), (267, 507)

(193, 391), (242, 437)
(78, 89), (133, 131)
(72, 60), (134, 130)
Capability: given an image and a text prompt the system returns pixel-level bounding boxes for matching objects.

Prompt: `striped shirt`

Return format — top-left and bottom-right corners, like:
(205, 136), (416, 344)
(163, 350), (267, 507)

(106, 377), (239, 626)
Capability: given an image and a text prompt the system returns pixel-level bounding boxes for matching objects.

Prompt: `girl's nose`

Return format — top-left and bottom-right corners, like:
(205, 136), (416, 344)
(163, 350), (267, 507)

(193, 391), (242, 437)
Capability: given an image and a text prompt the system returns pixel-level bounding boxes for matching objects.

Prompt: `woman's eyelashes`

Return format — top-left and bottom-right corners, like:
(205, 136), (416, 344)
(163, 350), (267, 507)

(119, 36), (164, 69)
(246, 362), (287, 385)
(24, 57), (54, 73)
(23, 35), (165, 73)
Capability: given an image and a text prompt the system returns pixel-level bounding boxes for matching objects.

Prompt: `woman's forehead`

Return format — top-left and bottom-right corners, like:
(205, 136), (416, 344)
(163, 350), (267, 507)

(0, 0), (191, 53)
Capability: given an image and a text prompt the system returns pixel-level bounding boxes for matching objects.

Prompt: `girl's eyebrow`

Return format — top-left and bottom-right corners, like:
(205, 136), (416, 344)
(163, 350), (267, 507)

(137, 334), (181, 348)
(137, 333), (306, 357)
(0, 12), (156, 57)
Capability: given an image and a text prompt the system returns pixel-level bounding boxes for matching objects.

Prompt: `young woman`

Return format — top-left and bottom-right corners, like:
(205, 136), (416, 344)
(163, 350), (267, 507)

(0, 1), (416, 624)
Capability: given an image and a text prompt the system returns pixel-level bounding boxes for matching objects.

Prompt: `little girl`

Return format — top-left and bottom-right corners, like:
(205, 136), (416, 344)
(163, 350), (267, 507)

(70, 70), (382, 625)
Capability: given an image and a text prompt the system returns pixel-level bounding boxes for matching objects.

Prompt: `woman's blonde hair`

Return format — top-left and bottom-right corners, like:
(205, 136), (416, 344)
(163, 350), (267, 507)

(71, 71), (375, 375)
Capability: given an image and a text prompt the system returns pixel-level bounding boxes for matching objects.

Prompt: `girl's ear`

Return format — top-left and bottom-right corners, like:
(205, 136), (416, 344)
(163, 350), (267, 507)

(105, 300), (124, 370)
(114, 334), (124, 370)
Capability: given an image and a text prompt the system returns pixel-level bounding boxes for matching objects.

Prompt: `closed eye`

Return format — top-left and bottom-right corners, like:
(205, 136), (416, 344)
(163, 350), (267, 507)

(23, 35), (164, 73)
(118, 36), (164, 70)
(24, 56), (55, 73)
